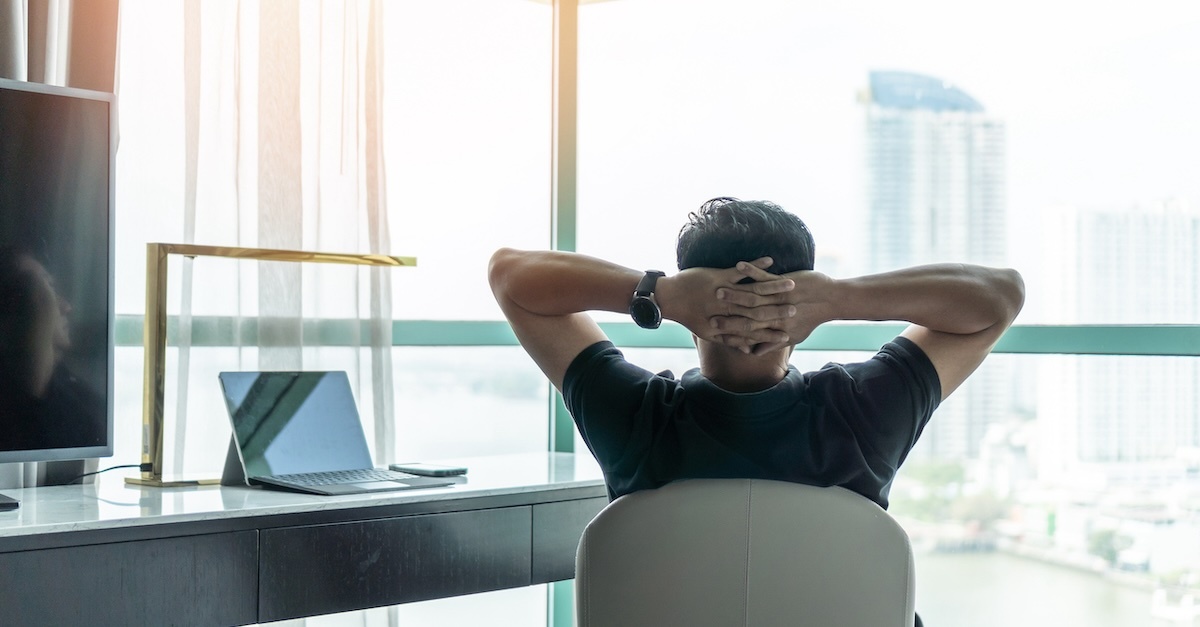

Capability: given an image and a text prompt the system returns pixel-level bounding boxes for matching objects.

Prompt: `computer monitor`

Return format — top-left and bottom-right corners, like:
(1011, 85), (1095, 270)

(0, 78), (115, 464)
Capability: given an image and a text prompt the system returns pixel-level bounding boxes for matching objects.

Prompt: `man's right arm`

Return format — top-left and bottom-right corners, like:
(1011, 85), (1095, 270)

(488, 249), (795, 392)
(715, 263), (1025, 400)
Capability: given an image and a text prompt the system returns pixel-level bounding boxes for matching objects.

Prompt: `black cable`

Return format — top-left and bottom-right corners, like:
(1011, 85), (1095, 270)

(68, 463), (147, 485)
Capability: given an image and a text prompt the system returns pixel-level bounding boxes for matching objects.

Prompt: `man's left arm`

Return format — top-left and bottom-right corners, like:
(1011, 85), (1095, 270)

(488, 248), (795, 392)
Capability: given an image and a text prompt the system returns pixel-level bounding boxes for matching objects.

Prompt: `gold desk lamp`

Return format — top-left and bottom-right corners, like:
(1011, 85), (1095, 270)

(125, 243), (415, 488)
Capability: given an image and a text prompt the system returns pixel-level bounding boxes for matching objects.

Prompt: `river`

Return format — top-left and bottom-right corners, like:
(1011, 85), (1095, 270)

(916, 551), (1180, 626)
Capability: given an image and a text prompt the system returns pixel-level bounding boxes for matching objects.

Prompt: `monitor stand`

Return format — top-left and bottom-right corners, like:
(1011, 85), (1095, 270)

(0, 492), (18, 511)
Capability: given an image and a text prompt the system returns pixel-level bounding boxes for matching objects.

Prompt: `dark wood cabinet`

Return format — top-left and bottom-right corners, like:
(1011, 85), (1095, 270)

(0, 465), (606, 626)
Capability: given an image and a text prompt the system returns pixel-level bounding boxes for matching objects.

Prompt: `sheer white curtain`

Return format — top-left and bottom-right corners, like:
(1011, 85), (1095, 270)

(0, 0), (70, 85)
(138, 0), (398, 477)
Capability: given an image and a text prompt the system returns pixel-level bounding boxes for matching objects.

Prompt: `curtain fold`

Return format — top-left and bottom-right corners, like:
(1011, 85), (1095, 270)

(167, 0), (396, 476)
(363, 0), (395, 467)
(0, 1), (29, 80)
(0, 0), (90, 86)
(170, 0), (201, 477)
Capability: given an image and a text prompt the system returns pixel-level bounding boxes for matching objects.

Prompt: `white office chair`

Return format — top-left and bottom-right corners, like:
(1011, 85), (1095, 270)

(575, 478), (916, 627)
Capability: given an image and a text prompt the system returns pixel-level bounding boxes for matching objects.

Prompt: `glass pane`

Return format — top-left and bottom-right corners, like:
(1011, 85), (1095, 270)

(384, 0), (552, 320)
(137, 346), (547, 478)
(113, 346), (146, 466)
(578, 1), (1200, 324)
(392, 347), (550, 461)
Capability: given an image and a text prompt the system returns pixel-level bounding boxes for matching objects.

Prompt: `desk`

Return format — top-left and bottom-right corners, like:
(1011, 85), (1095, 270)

(0, 453), (607, 626)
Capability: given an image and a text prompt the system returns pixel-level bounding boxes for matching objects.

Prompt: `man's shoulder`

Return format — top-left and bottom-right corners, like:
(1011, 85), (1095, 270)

(798, 337), (939, 407)
(562, 340), (647, 389)
(561, 340), (677, 409)
(806, 337), (935, 378)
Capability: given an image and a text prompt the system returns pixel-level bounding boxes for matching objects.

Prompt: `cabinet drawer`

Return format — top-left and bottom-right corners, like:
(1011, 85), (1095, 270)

(532, 496), (607, 583)
(259, 506), (532, 622)
(0, 530), (258, 627)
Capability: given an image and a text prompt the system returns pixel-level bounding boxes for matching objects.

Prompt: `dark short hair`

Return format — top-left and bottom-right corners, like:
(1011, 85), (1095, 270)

(676, 197), (815, 274)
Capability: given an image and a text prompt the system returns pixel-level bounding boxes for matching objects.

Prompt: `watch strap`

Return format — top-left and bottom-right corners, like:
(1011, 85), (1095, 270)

(633, 270), (665, 297)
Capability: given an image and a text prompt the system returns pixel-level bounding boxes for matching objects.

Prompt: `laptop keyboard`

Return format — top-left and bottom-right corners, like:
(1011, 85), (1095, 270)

(271, 468), (415, 486)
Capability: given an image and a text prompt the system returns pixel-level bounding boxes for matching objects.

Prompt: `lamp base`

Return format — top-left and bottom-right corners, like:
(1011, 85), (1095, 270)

(125, 476), (222, 488)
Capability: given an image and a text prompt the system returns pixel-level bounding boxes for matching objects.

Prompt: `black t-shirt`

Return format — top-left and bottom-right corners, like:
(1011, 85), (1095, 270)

(562, 337), (941, 508)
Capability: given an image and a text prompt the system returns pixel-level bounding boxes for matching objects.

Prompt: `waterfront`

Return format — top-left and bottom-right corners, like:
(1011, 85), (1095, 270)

(916, 551), (1181, 626)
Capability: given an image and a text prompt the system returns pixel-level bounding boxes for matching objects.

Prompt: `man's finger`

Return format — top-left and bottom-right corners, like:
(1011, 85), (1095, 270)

(736, 260), (781, 282)
(748, 328), (790, 344)
(750, 341), (790, 356)
(712, 329), (791, 356)
(713, 297), (797, 321)
(710, 315), (757, 334)
(739, 304), (795, 322)
(748, 277), (795, 296)
(717, 287), (791, 308)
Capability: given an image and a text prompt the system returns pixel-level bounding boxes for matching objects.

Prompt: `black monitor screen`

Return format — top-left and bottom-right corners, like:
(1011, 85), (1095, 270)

(0, 79), (114, 462)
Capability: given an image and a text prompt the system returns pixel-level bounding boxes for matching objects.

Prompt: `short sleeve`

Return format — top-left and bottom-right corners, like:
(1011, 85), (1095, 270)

(562, 341), (672, 470)
(813, 337), (941, 472)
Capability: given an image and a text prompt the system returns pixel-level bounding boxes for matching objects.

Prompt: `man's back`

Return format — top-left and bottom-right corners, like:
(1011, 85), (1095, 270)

(564, 337), (939, 506)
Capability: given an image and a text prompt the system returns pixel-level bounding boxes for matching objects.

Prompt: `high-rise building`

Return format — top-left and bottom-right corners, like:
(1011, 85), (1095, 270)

(1040, 200), (1200, 469)
(863, 70), (1009, 460)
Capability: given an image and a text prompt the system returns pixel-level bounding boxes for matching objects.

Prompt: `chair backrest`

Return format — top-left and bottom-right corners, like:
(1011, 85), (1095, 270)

(575, 479), (916, 627)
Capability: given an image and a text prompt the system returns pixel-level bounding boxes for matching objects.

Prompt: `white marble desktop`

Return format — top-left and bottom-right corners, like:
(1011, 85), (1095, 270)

(0, 452), (603, 539)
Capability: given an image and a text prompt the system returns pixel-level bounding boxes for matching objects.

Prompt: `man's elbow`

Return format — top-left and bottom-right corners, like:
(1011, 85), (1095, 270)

(488, 248), (521, 297)
(995, 268), (1025, 324)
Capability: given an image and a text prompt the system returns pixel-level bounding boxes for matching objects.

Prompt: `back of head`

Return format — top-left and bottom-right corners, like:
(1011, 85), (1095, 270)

(676, 197), (815, 275)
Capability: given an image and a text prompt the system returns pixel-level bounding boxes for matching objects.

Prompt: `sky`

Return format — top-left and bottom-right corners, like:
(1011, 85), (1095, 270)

(572, 0), (1200, 322)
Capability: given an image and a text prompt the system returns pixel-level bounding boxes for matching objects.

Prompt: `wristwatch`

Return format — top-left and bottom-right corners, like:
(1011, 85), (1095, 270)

(629, 270), (666, 329)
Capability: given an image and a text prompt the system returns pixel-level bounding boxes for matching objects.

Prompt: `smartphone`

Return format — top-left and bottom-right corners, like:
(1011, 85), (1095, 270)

(389, 463), (468, 477)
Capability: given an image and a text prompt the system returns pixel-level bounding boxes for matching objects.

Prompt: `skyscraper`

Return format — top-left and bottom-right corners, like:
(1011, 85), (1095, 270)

(1041, 200), (1200, 469)
(863, 70), (1009, 459)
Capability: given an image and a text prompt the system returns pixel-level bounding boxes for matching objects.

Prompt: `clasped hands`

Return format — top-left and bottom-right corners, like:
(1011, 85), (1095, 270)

(661, 257), (830, 356)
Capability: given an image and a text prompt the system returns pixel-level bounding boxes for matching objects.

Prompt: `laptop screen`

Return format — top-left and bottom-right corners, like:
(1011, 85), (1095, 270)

(218, 371), (374, 477)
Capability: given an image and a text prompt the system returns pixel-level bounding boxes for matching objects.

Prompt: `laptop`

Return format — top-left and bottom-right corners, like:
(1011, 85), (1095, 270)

(218, 370), (454, 495)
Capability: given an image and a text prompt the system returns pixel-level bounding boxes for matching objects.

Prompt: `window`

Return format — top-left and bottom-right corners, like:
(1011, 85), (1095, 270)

(115, 1), (1200, 625)
(576, 2), (1200, 625)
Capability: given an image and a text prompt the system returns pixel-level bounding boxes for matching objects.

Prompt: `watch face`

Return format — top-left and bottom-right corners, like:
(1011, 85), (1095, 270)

(629, 296), (662, 329)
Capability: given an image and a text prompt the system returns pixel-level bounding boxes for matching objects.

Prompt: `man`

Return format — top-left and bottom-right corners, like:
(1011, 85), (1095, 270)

(488, 197), (1024, 508)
